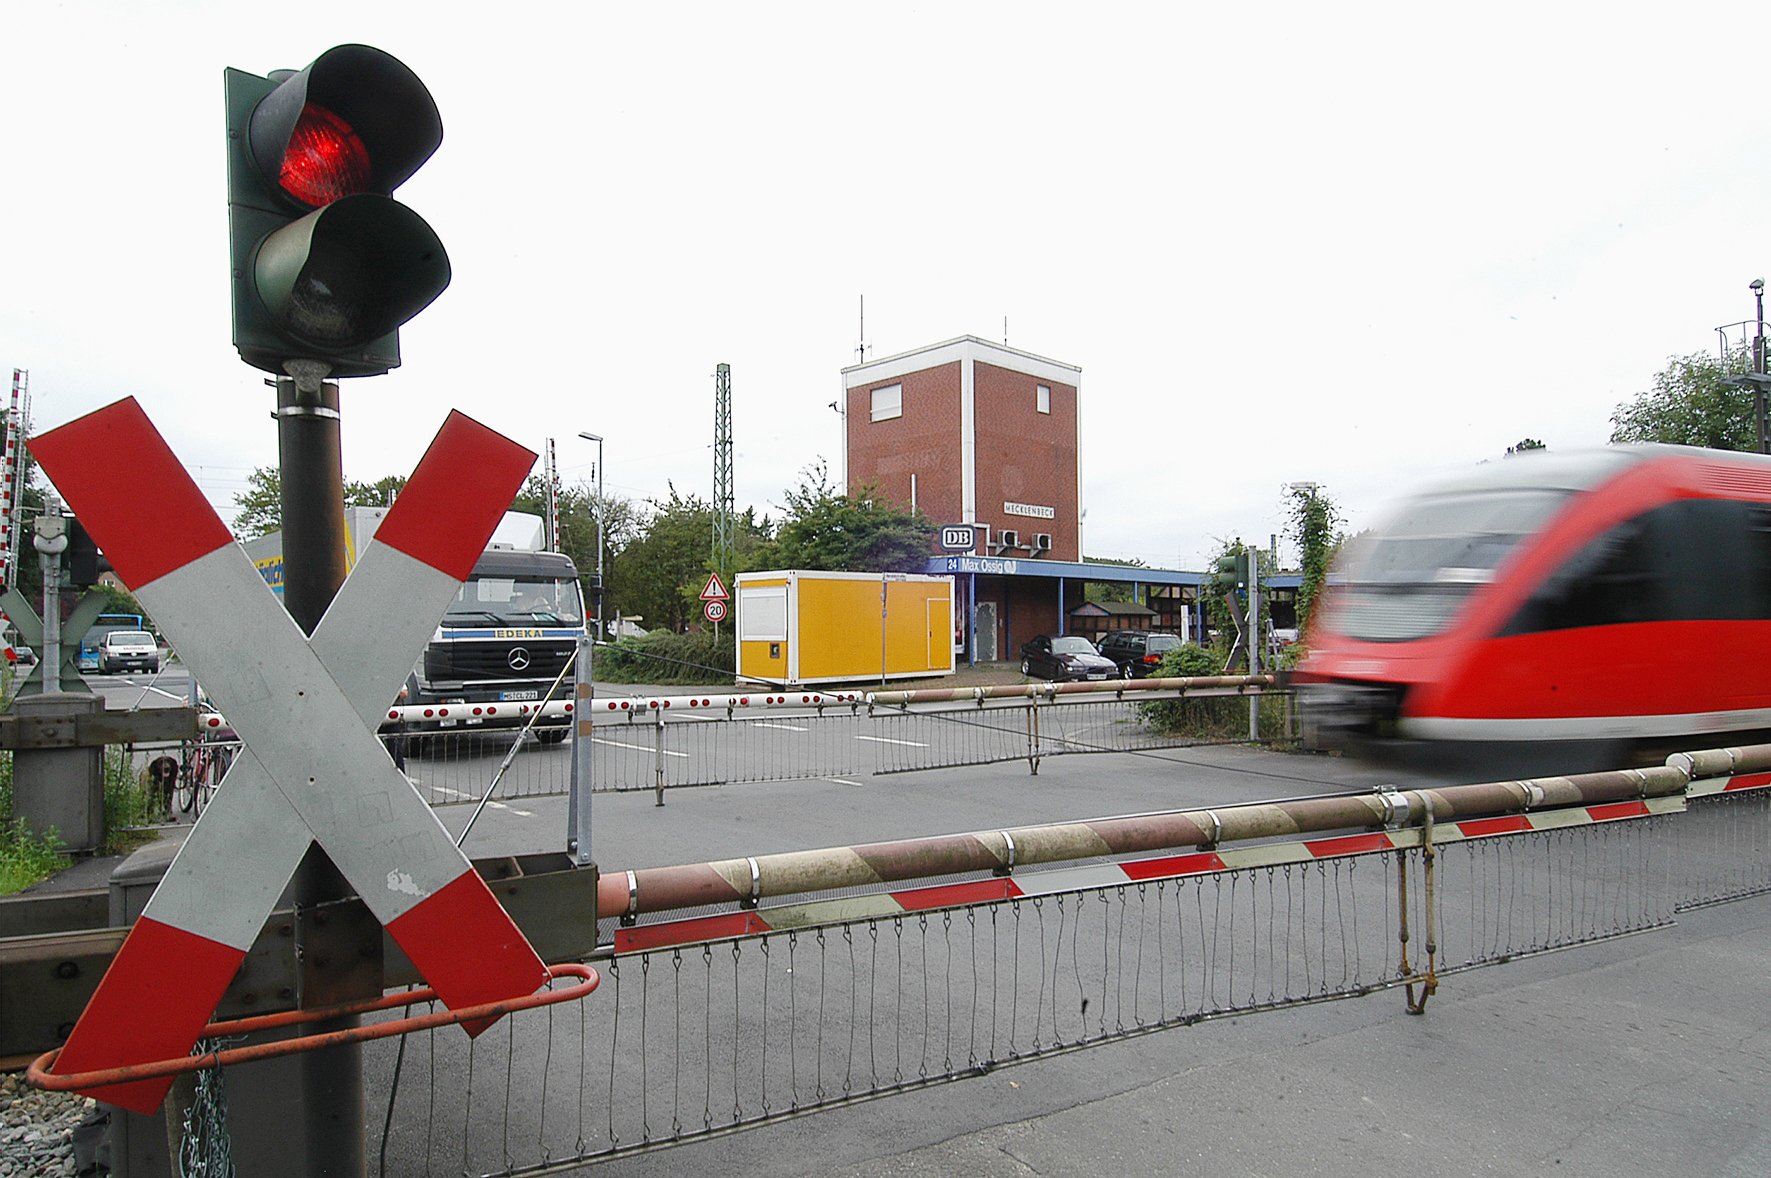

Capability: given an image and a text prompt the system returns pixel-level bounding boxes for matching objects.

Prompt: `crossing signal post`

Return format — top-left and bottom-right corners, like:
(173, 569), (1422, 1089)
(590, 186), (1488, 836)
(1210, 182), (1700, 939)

(221, 42), (455, 1175)
(225, 44), (451, 379)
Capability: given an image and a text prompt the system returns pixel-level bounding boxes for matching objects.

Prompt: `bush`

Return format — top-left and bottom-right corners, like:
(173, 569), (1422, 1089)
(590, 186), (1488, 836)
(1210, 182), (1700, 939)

(1138, 643), (1291, 741)
(593, 630), (736, 685)
(103, 746), (162, 853)
(0, 752), (69, 895)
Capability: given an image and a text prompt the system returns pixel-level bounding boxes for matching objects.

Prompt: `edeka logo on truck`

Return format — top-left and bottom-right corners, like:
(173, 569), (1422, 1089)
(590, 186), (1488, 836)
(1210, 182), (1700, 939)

(241, 508), (588, 742)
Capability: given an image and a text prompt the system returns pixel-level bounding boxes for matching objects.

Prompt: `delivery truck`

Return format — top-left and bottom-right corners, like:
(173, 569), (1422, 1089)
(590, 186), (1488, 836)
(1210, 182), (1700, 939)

(735, 570), (954, 687)
(243, 508), (585, 741)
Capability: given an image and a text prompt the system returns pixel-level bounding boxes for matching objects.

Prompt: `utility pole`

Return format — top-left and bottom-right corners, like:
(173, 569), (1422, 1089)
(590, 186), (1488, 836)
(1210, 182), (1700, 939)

(1246, 544), (1260, 741)
(577, 432), (606, 638)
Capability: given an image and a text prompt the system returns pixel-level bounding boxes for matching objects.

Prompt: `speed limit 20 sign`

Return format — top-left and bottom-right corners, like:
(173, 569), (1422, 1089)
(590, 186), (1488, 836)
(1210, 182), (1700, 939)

(704, 599), (728, 623)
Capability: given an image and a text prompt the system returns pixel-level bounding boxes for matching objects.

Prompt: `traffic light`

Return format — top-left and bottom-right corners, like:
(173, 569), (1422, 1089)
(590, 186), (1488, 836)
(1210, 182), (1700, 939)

(225, 44), (451, 378)
(1213, 547), (1249, 592)
(66, 519), (111, 586)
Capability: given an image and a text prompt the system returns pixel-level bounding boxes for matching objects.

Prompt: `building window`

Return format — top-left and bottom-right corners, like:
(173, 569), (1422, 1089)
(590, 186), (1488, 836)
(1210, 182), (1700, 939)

(870, 383), (903, 422)
(1036, 384), (1051, 414)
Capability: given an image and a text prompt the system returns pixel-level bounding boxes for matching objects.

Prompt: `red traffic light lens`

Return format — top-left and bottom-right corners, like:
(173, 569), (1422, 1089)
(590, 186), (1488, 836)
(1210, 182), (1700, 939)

(279, 103), (371, 207)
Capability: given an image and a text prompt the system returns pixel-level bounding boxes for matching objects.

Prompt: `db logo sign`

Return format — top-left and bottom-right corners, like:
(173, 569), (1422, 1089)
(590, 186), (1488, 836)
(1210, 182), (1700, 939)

(938, 525), (976, 553)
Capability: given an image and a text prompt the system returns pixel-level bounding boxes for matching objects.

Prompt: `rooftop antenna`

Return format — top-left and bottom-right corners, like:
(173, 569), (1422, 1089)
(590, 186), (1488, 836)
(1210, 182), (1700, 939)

(1004, 315), (1009, 346)
(856, 294), (870, 364)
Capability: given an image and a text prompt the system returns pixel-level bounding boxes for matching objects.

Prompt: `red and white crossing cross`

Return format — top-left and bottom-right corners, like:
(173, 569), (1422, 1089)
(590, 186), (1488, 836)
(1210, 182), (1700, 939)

(31, 399), (550, 1114)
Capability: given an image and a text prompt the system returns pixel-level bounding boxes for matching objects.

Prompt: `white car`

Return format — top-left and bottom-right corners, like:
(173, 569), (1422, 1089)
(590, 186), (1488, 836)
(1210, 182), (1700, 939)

(99, 630), (160, 674)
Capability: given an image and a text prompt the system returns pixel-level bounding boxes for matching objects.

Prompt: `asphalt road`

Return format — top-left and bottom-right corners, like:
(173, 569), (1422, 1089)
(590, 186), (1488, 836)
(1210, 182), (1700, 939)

(435, 739), (1404, 873)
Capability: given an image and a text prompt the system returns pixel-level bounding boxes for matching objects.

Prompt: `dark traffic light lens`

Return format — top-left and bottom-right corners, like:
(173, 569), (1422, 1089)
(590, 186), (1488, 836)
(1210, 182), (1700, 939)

(279, 103), (372, 207)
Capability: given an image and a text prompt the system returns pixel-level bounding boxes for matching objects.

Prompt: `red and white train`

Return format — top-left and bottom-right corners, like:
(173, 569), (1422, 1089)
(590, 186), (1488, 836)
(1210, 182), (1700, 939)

(1295, 445), (1771, 772)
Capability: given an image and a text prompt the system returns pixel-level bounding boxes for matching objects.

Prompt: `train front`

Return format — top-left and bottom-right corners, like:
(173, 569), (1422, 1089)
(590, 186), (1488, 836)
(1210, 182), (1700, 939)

(1293, 453), (1628, 770)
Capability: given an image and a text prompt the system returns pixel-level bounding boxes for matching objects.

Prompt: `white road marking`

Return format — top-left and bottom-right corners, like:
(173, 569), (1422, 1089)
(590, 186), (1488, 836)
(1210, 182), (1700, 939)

(594, 737), (689, 758)
(825, 777), (864, 786)
(420, 783), (534, 816)
(754, 721), (809, 732)
(855, 735), (929, 747)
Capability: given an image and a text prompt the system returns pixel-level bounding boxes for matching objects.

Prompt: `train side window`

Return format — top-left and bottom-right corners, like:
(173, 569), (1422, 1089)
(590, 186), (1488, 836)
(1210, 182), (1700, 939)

(1748, 503), (1771, 617)
(1502, 499), (1771, 636)
(1662, 499), (1749, 619)
(1501, 514), (1660, 634)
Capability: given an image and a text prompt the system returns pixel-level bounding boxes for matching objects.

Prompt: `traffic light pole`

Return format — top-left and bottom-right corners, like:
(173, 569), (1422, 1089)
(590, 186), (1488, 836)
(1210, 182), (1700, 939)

(273, 361), (370, 1178)
(1246, 547), (1260, 741)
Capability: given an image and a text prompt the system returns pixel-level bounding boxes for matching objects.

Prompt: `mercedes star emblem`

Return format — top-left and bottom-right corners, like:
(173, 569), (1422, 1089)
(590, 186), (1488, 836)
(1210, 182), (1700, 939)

(507, 647), (532, 671)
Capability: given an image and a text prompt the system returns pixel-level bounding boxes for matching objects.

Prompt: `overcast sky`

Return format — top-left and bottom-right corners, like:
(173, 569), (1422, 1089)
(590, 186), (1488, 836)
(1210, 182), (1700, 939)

(6, 3), (1769, 569)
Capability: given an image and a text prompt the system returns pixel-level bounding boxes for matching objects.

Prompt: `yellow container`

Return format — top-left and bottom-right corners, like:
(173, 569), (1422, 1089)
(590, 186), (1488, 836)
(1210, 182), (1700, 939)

(735, 570), (955, 687)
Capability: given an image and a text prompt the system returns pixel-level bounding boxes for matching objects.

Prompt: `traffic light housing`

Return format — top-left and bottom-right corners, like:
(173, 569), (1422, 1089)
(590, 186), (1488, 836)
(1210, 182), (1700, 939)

(226, 45), (451, 378)
(1213, 547), (1249, 592)
(66, 519), (111, 586)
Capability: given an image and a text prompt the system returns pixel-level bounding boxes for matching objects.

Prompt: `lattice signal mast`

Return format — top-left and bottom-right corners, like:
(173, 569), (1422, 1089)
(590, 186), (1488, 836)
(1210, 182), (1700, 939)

(713, 362), (734, 574)
(2, 369), (30, 590)
(543, 437), (560, 551)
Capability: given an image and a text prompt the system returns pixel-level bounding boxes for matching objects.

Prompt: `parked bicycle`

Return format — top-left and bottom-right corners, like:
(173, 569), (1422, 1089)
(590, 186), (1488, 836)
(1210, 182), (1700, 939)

(179, 710), (238, 818)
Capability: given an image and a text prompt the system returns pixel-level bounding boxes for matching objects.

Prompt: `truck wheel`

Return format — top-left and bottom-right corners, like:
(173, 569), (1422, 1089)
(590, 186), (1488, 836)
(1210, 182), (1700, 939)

(536, 729), (568, 746)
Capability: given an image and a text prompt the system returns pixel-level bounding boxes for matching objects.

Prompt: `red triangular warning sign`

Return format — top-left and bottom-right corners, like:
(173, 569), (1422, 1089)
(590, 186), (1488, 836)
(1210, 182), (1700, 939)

(700, 572), (729, 601)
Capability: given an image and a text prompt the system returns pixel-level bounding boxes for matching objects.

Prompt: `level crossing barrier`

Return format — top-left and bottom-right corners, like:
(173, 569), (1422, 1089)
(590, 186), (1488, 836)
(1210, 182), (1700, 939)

(312, 675), (1286, 810)
(340, 744), (1771, 1175)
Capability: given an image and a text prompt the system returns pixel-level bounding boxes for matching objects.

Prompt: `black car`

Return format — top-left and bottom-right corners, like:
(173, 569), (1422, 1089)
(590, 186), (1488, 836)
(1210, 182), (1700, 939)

(1020, 634), (1117, 682)
(1096, 631), (1185, 678)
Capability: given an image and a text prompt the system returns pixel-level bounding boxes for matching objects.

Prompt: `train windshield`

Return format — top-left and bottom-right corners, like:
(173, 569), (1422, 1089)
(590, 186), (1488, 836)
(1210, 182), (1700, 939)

(1327, 488), (1572, 641)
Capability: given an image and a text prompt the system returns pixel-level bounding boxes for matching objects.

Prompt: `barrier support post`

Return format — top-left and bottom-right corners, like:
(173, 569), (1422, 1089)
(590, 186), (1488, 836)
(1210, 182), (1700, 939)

(654, 707), (667, 807)
(568, 636), (594, 866)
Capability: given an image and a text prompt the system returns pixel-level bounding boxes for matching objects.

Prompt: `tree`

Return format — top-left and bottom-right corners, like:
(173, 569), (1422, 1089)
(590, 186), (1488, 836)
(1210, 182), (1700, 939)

(231, 467), (282, 539)
(749, 460), (935, 573)
(230, 466), (410, 539)
(1610, 345), (1757, 451)
(614, 487), (721, 633)
(1286, 484), (1343, 635)
(512, 476), (642, 626)
(1082, 556), (1148, 604)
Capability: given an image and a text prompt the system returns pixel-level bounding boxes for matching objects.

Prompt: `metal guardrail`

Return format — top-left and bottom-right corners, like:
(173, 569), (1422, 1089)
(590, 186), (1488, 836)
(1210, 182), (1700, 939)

(366, 675), (1287, 805)
(349, 745), (1771, 1175)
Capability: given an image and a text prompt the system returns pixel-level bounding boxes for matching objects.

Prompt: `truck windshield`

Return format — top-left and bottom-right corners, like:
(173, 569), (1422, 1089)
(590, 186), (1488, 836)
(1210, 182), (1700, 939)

(445, 577), (584, 625)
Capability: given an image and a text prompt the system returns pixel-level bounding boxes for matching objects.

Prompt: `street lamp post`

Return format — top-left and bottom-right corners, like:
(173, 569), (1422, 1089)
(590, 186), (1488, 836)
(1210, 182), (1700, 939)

(577, 431), (605, 636)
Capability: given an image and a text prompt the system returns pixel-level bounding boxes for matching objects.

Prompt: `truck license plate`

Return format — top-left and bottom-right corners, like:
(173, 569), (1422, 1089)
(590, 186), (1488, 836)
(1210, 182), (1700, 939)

(500, 690), (541, 701)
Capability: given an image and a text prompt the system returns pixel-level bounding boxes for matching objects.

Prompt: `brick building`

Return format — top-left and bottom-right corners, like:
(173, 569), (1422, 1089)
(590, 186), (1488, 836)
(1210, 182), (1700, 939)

(840, 336), (1082, 562)
(839, 334), (1298, 665)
